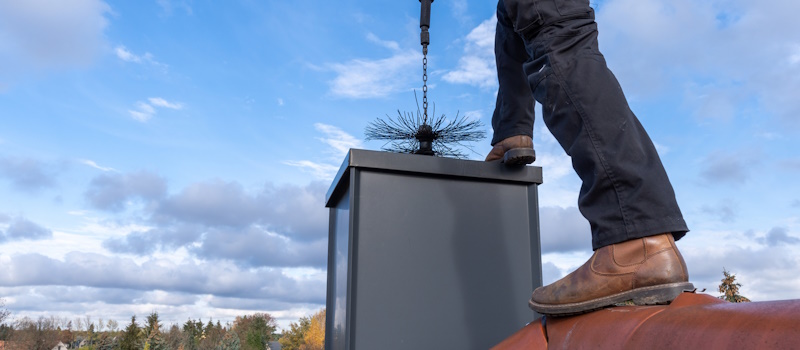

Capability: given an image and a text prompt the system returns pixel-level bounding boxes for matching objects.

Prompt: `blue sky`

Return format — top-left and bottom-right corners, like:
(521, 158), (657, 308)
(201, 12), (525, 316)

(1, 0), (800, 330)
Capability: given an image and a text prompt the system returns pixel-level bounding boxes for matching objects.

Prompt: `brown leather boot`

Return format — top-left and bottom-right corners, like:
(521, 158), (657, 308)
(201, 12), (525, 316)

(529, 233), (694, 316)
(485, 135), (536, 165)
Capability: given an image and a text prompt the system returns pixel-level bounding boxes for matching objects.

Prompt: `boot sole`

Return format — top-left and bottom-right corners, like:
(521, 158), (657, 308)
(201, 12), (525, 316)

(503, 148), (536, 166)
(529, 282), (695, 317)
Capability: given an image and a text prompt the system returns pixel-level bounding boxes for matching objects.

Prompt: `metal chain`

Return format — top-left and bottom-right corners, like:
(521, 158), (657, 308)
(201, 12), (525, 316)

(422, 54), (428, 122)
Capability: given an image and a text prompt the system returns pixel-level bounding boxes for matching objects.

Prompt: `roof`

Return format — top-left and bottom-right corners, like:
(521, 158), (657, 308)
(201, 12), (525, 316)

(492, 292), (800, 349)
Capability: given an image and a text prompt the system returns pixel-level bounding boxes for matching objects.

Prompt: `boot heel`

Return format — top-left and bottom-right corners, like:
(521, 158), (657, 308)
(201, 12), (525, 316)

(503, 148), (536, 165)
(632, 282), (695, 305)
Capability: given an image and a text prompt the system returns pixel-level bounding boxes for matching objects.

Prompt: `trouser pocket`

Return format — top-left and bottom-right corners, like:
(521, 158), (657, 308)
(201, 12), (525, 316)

(500, 0), (543, 35)
(554, 0), (591, 16)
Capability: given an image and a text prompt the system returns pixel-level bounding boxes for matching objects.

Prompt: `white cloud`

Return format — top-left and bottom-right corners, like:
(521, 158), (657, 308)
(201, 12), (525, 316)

(128, 101), (156, 122)
(148, 97), (183, 110)
(0, 252), (326, 310)
(85, 170), (167, 212)
(128, 110), (152, 122)
(114, 45), (167, 70)
(653, 141), (670, 155)
(788, 44), (800, 65)
(680, 227), (800, 301)
(127, 98), (183, 122)
(443, 16), (497, 88)
(0, 216), (53, 243)
(114, 46), (141, 63)
(462, 109), (484, 121)
(284, 124), (362, 180)
(0, 156), (57, 192)
(314, 123), (363, 159)
(282, 161), (339, 181)
(277, 98), (284, 106)
(366, 32), (400, 51)
(698, 149), (759, 184)
(597, 0), (800, 127)
(79, 159), (117, 172)
(0, 0), (111, 69)
(327, 33), (420, 99)
(539, 206), (592, 253)
(450, 0), (470, 24)
(157, 0), (193, 16)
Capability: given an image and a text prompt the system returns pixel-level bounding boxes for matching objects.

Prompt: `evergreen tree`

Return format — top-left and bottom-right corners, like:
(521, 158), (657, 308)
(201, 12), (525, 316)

(143, 312), (168, 350)
(144, 312), (160, 338)
(119, 315), (141, 350)
(215, 330), (241, 350)
(719, 268), (751, 303)
(183, 318), (201, 350)
(0, 323), (13, 341)
(200, 318), (225, 350)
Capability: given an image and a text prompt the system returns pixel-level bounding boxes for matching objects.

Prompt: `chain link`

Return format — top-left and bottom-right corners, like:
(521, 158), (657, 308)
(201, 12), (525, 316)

(422, 55), (428, 121)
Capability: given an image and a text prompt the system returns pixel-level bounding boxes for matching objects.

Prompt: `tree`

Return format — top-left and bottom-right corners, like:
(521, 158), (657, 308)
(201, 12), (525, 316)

(164, 324), (183, 350)
(215, 330), (241, 350)
(232, 314), (277, 350)
(300, 309), (325, 350)
(279, 310), (326, 350)
(8, 316), (59, 350)
(719, 268), (751, 303)
(107, 319), (119, 334)
(279, 316), (311, 350)
(86, 322), (97, 347)
(119, 315), (142, 350)
(57, 325), (74, 348)
(0, 323), (13, 342)
(0, 298), (9, 325)
(0, 298), (11, 341)
(94, 332), (116, 350)
(200, 319), (224, 350)
(143, 312), (168, 350)
(182, 318), (202, 350)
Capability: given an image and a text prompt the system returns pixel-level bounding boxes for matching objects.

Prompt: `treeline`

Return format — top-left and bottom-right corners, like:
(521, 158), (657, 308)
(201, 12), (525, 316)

(0, 299), (326, 350)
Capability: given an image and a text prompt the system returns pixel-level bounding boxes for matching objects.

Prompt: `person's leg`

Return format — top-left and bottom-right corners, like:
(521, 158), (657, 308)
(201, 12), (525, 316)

(486, 0), (537, 165)
(495, 0), (693, 315)
(499, 0), (687, 252)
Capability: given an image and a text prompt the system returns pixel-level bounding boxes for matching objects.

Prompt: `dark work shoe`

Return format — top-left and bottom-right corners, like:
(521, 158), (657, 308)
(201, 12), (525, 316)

(485, 135), (536, 165)
(529, 233), (694, 316)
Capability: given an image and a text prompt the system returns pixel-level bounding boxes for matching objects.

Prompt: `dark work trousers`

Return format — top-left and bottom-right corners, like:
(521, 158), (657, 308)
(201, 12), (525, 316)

(493, 0), (688, 249)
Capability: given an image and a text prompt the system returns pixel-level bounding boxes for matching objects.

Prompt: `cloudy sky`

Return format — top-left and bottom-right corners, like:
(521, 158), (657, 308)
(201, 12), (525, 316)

(1, 0), (800, 330)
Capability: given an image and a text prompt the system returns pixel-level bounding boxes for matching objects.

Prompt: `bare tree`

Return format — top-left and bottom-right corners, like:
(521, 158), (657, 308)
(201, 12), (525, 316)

(0, 298), (9, 325)
(9, 316), (59, 350)
(107, 319), (119, 333)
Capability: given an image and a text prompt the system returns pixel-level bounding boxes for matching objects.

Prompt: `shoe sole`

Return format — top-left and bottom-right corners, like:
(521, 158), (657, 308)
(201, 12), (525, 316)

(529, 282), (695, 317)
(503, 148), (536, 166)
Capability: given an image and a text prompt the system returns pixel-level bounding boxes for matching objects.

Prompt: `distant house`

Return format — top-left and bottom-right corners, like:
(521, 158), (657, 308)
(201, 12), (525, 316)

(52, 342), (69, 350)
